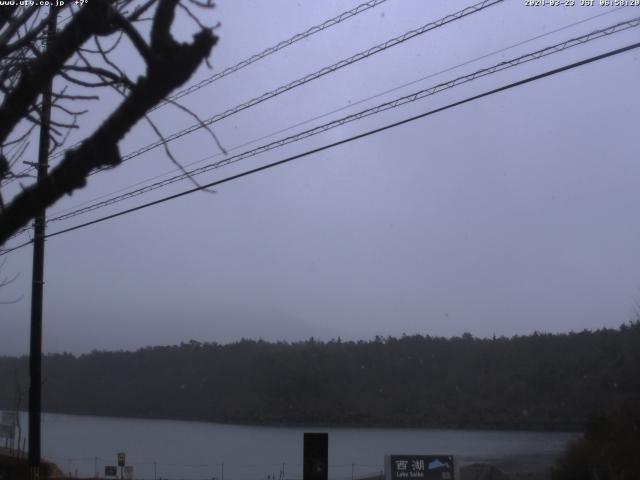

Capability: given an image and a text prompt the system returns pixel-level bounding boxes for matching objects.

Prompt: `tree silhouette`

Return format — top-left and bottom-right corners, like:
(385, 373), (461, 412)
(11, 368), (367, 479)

(0, 0), (219, 246)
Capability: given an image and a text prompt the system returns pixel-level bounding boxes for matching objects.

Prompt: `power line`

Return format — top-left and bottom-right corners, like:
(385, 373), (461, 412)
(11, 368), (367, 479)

(43, 6), (627, 222)
(4, 13), (637, 245)
(157, 0), (391, 107)
(38, 16), (640, 227)
(0, 238), (32, 256)
(1, 39), (632, 254)
(15, 0), (502, 185)
(3, 16), (637, 249)
(97, 0), (504, 171)
(1, 0), (391, 185)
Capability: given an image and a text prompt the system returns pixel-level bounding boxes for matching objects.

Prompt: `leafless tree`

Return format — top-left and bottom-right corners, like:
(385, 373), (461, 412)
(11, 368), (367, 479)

(0, 0), (219, 246)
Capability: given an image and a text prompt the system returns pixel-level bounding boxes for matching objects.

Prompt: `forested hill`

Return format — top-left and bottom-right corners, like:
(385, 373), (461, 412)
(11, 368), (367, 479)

(1, 324), (639, 430)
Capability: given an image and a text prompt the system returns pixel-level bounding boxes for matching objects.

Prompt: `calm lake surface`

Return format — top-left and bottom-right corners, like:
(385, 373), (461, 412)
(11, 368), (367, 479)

(8, 412), (578, 479)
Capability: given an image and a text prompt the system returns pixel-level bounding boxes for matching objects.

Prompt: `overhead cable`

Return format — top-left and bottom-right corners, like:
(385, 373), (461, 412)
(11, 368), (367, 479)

(103, 0), (504, 169)
(40, 16), (640, 226)
(2, 0), (392, 184)
(2, 39), (635, 256)
(45, 5), (628, 221)
(158, 0), (391, 106)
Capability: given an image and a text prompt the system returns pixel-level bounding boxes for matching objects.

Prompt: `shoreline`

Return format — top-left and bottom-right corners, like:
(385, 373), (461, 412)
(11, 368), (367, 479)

(2, 408), (583, 433)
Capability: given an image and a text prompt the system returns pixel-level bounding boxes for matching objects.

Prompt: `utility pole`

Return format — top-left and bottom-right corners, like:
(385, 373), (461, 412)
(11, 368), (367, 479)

(28, 8), (56, 480)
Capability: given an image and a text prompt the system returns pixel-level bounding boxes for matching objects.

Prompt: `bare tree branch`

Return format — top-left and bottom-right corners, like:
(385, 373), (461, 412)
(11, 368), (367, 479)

(62, 64), (135, 89)
(0, 7), (37, 53)
(0, 8), (58, 56)
(0, 0), (217, 244)
(0, 0), (117, 145)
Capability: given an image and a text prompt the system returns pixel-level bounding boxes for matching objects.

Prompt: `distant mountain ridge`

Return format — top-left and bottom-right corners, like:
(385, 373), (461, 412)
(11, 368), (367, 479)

(1, 323), (639, 430)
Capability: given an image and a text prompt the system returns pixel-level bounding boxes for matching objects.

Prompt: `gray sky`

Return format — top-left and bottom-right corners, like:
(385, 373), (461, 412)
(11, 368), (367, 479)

(1, 0), (639, 356)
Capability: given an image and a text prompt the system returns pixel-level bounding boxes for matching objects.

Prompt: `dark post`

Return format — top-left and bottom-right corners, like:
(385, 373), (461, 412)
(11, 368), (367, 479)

(28, 9), (56, 480)
(303, 433), (328, 480)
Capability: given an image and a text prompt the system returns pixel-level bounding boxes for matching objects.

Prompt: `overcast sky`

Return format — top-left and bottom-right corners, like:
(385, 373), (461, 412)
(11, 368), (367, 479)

(1, 0), (639, 356)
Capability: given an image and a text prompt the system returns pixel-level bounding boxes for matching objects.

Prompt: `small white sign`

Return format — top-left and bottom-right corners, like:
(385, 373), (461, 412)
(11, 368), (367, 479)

(385, 455), (458, 480)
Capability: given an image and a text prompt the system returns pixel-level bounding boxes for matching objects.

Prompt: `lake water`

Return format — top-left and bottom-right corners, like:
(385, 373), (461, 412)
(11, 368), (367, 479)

(5, 412), (578, 479)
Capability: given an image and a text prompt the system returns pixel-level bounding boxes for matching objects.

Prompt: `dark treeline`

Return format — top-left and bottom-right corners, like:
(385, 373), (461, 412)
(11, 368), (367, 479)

(1, 323), (639, 430)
